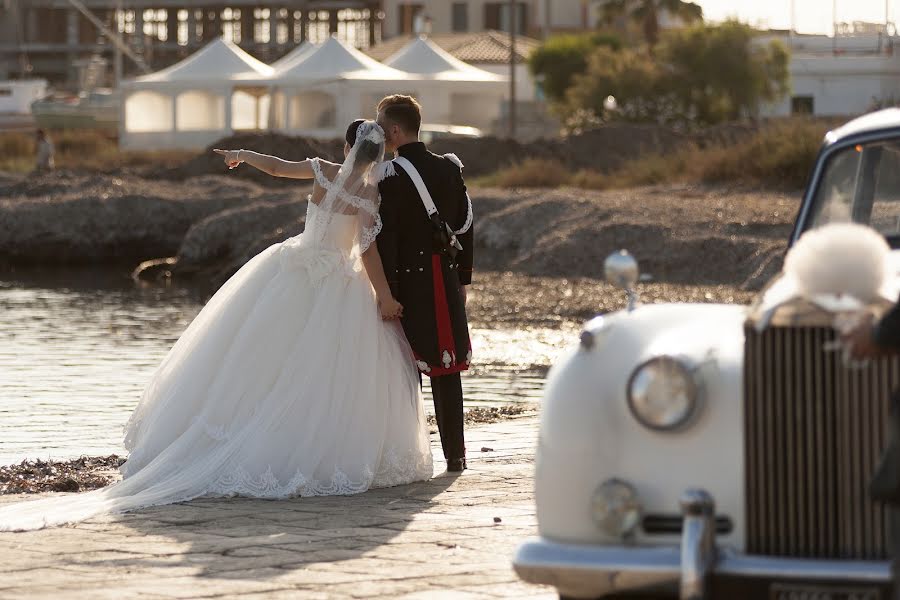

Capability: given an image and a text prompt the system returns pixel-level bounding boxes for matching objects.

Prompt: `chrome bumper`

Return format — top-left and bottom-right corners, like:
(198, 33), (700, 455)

(514, 489), (893, 599)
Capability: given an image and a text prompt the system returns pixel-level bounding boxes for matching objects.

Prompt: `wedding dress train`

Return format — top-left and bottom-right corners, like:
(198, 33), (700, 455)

(0, 158), (433, 532)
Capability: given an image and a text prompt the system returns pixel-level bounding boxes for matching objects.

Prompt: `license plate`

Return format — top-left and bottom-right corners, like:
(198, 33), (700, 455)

(770, 583), (882, 600)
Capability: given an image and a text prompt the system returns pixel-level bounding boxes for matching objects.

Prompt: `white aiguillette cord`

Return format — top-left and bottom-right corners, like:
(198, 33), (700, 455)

(393, 156), (463, 251)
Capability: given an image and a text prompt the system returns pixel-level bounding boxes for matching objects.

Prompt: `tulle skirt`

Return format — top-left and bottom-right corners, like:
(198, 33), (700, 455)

(0, 237), (433, 531)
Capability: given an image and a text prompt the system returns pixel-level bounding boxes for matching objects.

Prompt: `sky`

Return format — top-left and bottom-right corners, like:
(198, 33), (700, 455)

(694, 0), (896, 34)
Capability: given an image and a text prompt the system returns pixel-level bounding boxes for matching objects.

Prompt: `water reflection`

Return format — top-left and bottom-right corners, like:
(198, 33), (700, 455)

(0, 268), (574, 465)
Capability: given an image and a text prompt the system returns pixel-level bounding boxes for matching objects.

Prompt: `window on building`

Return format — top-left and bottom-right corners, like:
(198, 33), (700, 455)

(337, 8), (374, 49)
(306, 10), (331, 44)
(292, 11), (303, 43)
(220, 8), (242, 44)
(115, 9), (136, 36)
(142, 9), (168, 42)
(792, 95), (814, 115)
(452, 3), (468, 32)
(253, 8), (271, 43)
(176, 9), (189, 46)
(484, 2), (527, 34)
(276, 8), (290, 45)
(398, 3), (424, 35)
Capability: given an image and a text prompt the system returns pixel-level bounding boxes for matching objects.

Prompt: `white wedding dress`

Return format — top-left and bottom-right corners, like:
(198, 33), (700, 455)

(0, 154), (433, 532)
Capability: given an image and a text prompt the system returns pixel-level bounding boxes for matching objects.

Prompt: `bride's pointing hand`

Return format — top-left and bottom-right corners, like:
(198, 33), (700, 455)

(213, 148), (243, 170)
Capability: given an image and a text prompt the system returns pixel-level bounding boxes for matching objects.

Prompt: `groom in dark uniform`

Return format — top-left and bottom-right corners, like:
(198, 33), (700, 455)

(375, 95), (474, 473)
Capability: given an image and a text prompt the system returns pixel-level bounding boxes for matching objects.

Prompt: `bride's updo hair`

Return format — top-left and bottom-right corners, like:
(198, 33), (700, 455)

(345, 119), (382, 165)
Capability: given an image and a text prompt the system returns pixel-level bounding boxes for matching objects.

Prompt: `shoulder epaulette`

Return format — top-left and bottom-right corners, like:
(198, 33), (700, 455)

(443, 153), (464, 170)
(374, 160), (397, 183)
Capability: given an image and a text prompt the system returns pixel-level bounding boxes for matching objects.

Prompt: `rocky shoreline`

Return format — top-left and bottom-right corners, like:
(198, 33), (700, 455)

(0, 169), (799, 292)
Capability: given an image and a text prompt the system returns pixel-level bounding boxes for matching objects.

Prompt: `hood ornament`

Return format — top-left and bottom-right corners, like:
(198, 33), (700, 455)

(605, 250), (640, 312)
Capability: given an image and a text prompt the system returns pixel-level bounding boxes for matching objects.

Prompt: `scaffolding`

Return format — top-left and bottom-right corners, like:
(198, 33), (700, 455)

(0, 0), (383, 88)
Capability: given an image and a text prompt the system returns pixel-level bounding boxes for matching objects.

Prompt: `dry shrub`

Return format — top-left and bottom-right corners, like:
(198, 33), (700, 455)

(695, 118), (825, 188)
(476, 158), (572, 188)
(482, 118), (828, 191)
(0, 129), (193, 173)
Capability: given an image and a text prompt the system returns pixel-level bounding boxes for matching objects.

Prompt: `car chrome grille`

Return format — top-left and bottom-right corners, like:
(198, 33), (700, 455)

(744, 324), (898, 560)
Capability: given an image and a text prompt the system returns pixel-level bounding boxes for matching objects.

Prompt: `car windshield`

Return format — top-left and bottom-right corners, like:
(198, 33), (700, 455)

(811, 137), (900, 242)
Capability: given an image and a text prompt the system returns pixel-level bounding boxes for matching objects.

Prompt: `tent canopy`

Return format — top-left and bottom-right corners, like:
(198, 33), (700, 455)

(132, 38), (274, 84)
(271, 41), (316, 72)
(384, 36), (506, 82)
(276, 35), (411, 83)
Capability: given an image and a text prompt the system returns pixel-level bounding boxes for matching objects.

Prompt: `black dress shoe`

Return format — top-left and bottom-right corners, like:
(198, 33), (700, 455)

(446, 458), (467, 472)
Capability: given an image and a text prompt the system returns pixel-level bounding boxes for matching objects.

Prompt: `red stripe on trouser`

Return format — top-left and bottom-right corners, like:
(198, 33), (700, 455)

(432, 254), (457, 368)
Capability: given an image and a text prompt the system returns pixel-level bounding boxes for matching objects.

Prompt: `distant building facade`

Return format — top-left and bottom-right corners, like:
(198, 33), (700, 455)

(380, 0), (602, 40)
(0, 0), (381, 88)
(759, 27), (900, 117)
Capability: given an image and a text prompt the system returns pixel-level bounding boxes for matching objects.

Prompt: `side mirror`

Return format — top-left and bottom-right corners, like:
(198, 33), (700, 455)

(604, 250), (640, 311)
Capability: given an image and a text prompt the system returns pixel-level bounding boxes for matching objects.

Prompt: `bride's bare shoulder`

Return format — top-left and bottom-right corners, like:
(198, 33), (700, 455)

(314, 158), (342, 179)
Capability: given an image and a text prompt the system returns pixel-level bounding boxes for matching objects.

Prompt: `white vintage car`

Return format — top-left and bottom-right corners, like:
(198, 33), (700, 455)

(514, 109), (900, 599)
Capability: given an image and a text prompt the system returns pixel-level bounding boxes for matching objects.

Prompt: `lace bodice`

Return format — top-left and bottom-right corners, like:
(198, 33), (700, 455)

(307, 158), (382, 254)
(302, 202), (358, 253)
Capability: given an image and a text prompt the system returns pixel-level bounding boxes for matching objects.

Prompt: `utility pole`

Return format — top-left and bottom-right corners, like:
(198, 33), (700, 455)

(832, 0), (836, 54)
(114, 0), (123, 87)
(509, 0), (517, 140)
(544, 0), (551, 39)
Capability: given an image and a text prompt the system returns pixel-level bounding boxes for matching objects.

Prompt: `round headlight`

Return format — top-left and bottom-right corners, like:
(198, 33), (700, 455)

(627, 356), (699, 431)
(591, 478), (641, 538)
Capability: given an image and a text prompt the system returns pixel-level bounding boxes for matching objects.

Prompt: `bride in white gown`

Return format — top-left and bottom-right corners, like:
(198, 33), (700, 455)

(0, 120), (433, 532)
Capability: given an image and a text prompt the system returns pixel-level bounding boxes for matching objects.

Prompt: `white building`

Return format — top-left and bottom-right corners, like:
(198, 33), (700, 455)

(760, 31), (900, 117)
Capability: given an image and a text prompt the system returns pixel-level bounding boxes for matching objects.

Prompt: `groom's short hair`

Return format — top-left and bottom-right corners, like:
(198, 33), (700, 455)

(377, 95), (422, 135)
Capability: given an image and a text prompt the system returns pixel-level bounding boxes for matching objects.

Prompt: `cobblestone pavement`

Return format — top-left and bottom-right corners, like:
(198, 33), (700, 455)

(0, 417), (554, 600)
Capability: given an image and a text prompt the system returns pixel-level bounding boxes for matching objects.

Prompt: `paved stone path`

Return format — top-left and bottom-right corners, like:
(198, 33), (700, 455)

(0, 416), (554, 599)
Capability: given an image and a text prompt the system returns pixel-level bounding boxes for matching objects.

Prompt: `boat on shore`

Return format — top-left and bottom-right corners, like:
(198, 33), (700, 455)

(0, 79), (47, 132)
(30, 88), (120, 133)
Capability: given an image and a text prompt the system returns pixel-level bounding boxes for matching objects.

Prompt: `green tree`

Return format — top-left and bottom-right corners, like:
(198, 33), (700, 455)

(564, 20), (790, 128)
(528, 32), (622, 102)
(599, 0), (703, 51)
(565, 46), (672, 125)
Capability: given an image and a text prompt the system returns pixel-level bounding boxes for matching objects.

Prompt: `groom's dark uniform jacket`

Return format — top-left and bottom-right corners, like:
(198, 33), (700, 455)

(377, 141), (473, 461)
(376, 141), (473, 376)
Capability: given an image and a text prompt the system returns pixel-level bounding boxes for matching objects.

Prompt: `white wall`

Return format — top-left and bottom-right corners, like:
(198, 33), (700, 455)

(124, 90), (173, 132)
(176, 91), (225, 130)
(450, 92), (502, 128)
(761, 53), (900, 117)
(479, 63), (536, 101)
(0, 80), (47, 114)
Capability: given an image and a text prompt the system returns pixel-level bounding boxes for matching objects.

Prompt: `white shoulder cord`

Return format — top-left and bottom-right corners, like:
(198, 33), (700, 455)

(381, 155), (472, 236)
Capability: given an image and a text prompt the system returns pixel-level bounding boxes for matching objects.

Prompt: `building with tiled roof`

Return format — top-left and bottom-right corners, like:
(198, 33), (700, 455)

(367, 30), (539, 64)
(367, 31), (540, 104)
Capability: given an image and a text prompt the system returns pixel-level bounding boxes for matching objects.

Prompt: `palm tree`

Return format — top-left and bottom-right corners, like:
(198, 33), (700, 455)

(599, 0), (703, 51)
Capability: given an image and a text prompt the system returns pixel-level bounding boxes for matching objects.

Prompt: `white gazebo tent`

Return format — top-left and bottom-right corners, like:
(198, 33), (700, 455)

(120, 38), (275, 150)
(269, 35), (416, 138)
(383, 36), (507, 130)
(270, 41), (316, 72)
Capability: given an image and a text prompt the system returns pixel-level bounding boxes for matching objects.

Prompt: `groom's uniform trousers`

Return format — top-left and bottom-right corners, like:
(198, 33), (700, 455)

(377, 141), (474, 461)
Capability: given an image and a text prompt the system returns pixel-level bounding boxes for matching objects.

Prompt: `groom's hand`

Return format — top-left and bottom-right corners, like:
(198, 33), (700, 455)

(379, 297), (404, 320)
